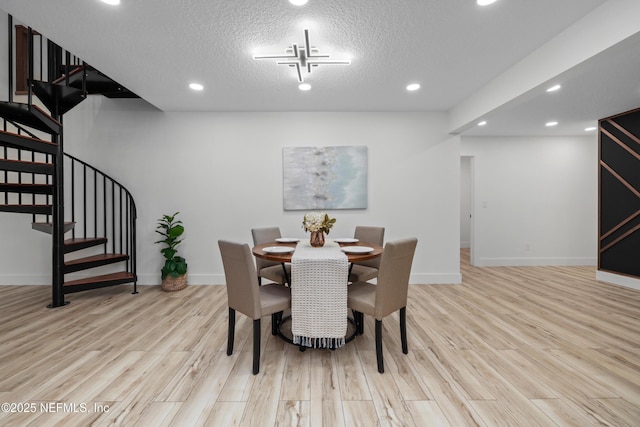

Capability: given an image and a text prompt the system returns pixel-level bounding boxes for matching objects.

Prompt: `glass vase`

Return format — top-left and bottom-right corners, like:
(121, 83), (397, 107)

(310, 231), (325, 247)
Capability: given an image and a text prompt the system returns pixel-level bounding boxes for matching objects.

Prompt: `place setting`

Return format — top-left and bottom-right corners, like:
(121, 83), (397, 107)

(262, 246), (296, 254)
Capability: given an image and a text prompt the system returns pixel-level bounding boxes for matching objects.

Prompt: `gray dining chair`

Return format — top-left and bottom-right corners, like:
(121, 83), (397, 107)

(218, 240), (291, 375)
(251, 227), (291, 286)
(348, 226), (385, 282)
(347, 237), (417, 373)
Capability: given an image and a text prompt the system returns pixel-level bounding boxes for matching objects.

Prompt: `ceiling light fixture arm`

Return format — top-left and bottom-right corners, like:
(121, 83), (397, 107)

(253, 29), (350, 83)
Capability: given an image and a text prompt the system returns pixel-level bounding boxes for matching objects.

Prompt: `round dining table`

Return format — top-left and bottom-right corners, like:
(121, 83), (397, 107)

(252, 239), (383, 263)
(251, 238), (383, 348)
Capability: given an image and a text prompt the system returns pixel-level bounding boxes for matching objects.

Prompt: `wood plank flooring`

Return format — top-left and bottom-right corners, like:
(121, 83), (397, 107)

(1, 251), (639, 426)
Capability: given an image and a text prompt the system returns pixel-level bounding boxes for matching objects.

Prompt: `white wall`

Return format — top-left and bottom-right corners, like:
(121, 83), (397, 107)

(461, 135), (598, 266)
(0, 97), (463, 285)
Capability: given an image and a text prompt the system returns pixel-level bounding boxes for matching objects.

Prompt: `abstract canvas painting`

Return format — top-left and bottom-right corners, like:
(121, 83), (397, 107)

(283, 146), (368, 210)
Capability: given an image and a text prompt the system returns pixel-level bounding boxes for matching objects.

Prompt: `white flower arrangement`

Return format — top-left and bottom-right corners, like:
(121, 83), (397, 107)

(302, 212), (336, 234)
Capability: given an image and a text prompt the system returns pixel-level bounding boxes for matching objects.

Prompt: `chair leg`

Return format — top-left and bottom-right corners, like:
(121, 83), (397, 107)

(227, 307), (235, 356)
(257, 275), (262, 286)
(375, 319), (384, 373)
(356, 311), (364, 335)
(281, 263), (290, 285)
(271, 312), (281, 336)
(400, 307), (408, 354)
(253, 319), (261, 375)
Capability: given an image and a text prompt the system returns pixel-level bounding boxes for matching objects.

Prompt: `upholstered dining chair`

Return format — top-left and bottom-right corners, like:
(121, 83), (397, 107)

(251, 227), (291, 286)
(218, 240), (291, 375)
(347, 237), (417, 373)
(348, 226), (385, 282)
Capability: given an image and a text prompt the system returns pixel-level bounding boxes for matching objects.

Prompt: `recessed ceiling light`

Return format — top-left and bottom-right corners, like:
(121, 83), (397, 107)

(585, 126), (597, 131)
(298, 83), (311, 91)
(289, 0), (308, 6)
(546, 84), (562, 92)
(100, 0), (120, 5)
(189, 83), (204, 91)
(545, 121), (558, 127)
(406, 83), (420, 91)
(477, 121), (487, 126)
(477, 0), (497, 5)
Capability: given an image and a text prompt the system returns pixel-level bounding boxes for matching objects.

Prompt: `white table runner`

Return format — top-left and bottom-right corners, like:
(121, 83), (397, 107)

(291, 240), (349, 348)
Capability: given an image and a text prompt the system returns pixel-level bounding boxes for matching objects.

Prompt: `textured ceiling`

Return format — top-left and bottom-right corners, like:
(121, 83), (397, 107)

(1, 0), (638, 136)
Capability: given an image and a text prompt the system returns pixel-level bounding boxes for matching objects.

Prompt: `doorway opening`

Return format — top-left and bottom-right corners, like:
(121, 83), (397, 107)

(460, 156), (475, 267)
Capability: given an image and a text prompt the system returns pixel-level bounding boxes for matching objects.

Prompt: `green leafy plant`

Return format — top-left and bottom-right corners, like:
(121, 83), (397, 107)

(155, 212), (188, 279)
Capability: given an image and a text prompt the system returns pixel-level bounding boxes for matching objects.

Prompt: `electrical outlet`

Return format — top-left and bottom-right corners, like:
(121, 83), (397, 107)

(525, 243), (531, 251)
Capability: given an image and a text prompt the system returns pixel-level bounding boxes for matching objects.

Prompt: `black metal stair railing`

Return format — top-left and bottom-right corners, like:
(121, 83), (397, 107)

(1, 118), (53, 212)
(1, 117), (137, 282)
(64, 152), (137, 280)
(1, 15), (138, 305)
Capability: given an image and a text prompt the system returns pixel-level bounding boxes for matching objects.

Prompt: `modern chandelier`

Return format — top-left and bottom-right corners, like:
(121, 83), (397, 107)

(253, 29), (350, 83)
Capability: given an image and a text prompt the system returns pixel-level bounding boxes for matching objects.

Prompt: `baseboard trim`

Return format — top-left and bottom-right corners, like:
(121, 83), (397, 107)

(0, 274), (50, 285)
(476, 257), (596, 267)
(0, 273), (462, 286)
(136, 274), (226, 286)
(596, 270), (640, 291)
(410, 273), (461, 285)
(0, 274), (228, 286)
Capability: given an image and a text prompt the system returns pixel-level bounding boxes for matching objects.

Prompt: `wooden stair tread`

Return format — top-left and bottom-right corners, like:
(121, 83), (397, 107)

(0, 204), (51, 214)
(64, 237), (107, 245)
(63, 236), (108, 253)
(0, 102), (61, 135)
(0, 182), (51, 187)
(0, 158), (53, 174)
(65, 253), (128, 266)
(0, 203), (51, 207)
(0, 183), (52, 194)
(64, 253), (129, 274)
(30, 104), (62, 126)
(64, 271), (135, 287)
(0, 129), (58, 155)
(32, 222), (76, 235)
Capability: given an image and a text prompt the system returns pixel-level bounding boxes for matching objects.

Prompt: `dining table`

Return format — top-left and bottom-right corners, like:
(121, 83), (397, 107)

(252, 239), (383, 263)
(252, 238), (383, 349)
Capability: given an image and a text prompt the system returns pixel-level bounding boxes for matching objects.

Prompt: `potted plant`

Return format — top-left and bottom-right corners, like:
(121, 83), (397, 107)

(155, 211), (188, 291)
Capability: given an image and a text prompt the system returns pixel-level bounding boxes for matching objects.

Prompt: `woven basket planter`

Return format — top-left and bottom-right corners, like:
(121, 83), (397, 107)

(161, 272), (188, 292)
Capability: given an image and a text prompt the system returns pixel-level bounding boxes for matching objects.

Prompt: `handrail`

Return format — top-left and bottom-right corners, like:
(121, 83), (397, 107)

(64, 152), (137, 278)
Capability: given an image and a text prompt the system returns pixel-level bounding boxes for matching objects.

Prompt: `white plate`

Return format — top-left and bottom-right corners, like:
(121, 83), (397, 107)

(275, 237), (300, 243)
(263, 246), (295, 254)
(333, 238), (359, 243)
(341, 246), (374, 254)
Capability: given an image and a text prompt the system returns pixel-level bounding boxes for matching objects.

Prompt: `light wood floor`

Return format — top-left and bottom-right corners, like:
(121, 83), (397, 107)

(1, 252), (639, 426)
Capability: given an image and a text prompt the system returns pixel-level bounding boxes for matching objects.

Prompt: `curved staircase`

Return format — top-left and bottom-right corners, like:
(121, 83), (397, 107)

(0, 20), (137, 307)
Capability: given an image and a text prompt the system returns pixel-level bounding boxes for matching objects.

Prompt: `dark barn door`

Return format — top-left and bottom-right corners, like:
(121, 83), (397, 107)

(599, 107), (640, 279)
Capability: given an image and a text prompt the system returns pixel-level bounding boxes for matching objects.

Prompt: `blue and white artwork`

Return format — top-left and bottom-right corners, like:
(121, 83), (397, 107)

(283, 146), (368, 210)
